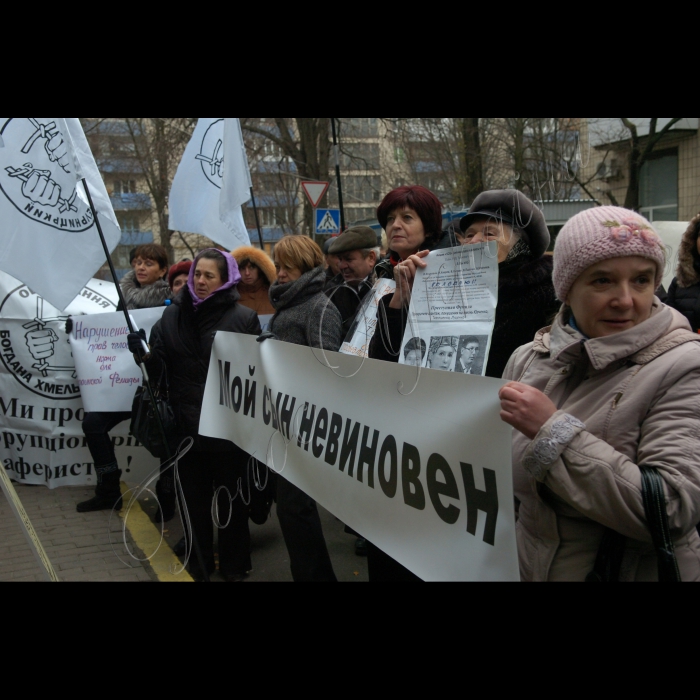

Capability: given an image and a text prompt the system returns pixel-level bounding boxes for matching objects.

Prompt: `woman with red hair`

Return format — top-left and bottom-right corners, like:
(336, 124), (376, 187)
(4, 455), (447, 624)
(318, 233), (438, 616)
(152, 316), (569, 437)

(369, 185), (442, 364)
(367, 185), (443, 582)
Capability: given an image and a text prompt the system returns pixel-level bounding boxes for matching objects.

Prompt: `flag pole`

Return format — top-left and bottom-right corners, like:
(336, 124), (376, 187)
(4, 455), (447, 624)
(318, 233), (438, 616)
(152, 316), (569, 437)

(331, 118), (346, 232)
(250, 187), (265, 251)
(80, 178), (211, 583)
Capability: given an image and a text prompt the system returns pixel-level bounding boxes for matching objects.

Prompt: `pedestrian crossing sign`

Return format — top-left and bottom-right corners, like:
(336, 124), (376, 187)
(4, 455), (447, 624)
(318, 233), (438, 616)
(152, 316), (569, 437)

(315, 209), (341, 235)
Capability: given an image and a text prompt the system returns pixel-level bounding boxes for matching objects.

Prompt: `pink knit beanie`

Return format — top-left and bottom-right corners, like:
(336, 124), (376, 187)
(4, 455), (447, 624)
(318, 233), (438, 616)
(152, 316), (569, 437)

(553, 206), (666, 302)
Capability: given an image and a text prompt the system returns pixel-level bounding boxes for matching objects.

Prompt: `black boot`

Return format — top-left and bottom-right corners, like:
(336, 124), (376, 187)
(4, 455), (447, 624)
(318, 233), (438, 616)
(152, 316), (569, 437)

(155, 473), (176, 523)
(77, 463), (123, 513)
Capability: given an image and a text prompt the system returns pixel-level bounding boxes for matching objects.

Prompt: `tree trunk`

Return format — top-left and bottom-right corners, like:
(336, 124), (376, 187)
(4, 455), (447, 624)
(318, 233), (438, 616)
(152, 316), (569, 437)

(296, 118), (331, 236)
(459, 118), (483, 204)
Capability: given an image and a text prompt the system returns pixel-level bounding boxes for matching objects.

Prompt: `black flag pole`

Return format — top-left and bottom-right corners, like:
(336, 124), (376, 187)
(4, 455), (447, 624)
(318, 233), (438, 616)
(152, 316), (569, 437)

(250, 187), (265, 250)
(80, 178), (211, 582)
(331, 118), (346, 232)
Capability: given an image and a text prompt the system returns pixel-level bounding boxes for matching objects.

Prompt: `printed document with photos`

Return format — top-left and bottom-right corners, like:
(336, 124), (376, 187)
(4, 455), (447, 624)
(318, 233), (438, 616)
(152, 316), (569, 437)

(399, 243), (498, 375)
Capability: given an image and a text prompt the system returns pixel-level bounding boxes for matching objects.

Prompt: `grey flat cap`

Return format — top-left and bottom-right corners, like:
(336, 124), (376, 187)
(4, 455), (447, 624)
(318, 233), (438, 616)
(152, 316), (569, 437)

(329, 226), (378, 255)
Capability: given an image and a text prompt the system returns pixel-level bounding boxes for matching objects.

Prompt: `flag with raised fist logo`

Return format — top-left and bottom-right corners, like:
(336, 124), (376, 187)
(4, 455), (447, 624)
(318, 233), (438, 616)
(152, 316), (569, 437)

(169, 118), (251, 250)
(0, 118), (121, 311)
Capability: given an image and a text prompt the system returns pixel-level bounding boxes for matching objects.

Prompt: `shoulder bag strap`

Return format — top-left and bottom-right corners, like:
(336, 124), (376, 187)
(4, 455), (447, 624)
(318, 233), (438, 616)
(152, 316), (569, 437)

(639, 465), (682, 582)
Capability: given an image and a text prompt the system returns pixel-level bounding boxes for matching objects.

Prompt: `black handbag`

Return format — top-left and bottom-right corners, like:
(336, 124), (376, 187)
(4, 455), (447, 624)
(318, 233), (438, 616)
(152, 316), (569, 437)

(130, 366), (178, 460)
(587, 465), (682, 582)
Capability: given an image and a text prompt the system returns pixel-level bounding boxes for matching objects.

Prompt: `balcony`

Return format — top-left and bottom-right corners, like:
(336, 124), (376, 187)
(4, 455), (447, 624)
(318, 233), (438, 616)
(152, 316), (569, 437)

(119, 231), (153, 247)
(110, 193), (152, 212)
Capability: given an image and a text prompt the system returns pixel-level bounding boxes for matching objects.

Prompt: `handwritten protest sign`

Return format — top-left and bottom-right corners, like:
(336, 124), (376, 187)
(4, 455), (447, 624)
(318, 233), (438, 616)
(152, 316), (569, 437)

(69, 307), (165, 412)
(200, 333), (519, 582)
(399, 244), (498, 375)
(0, 270), (160, 489)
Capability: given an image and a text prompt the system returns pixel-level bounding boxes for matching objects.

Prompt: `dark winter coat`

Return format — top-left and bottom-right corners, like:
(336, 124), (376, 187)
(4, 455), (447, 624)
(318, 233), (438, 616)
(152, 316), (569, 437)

(665, 213), (700, 332)
(369, 254), (558, 379)
(118, 270), (171, 311)
(268, 266), (343, 350)
(325, 271), (378, 339)
(145, 287), (261, 450)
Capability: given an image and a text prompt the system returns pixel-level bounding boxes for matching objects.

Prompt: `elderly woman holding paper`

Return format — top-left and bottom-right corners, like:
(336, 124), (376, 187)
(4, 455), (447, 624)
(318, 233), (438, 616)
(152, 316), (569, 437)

(500, 207), (700, 581)
(128, 249), (261, 582)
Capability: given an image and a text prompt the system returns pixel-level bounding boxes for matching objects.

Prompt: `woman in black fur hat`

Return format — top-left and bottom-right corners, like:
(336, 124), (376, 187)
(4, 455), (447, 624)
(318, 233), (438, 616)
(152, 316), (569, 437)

(458, 190), (559, 378)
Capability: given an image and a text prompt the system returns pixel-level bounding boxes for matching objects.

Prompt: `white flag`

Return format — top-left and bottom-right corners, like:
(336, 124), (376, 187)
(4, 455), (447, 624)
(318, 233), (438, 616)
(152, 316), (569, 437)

(221, 118), (252, 239)
(169, 118), (251, 250)
(0, 118), (121, 311)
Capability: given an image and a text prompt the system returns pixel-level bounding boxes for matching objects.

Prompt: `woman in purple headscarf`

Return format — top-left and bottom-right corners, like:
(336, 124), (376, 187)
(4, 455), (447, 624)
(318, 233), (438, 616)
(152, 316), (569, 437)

(130, 249), (261, 581)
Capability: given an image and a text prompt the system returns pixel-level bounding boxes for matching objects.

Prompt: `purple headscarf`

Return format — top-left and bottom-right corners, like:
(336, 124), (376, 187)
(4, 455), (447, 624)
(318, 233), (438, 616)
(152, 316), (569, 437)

(187, 249), (241, 309)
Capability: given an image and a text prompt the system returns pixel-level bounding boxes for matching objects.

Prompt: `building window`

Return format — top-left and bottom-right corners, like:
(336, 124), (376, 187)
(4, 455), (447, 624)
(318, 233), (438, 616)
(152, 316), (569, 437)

(640, 150), (678, 222)
(114, 180), (137, 194)
(343, 118), (379, 139)
(118, 215), (141, 233)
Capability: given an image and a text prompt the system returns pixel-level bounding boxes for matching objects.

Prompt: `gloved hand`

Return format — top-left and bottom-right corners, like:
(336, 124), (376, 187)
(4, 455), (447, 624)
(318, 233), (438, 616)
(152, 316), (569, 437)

(65, 317), (73, 334)
(256, 331), (277, 343)
(127, 329), (148, 357)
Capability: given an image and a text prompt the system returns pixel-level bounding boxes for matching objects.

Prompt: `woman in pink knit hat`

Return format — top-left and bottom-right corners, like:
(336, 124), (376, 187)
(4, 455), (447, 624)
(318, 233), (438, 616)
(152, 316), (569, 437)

(499, 206), (700, 582)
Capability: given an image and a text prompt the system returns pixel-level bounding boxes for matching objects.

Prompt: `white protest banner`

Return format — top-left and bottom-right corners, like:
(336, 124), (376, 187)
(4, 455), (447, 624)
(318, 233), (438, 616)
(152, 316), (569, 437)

(220, 118), (252, 245)
(399, 243), (498, 375)
(0, 118), (121, 311)
(0, 271), (160, 489)
(169, 118), (251, 250)
(655, 221), (688, 291)
(69, 307), (166, 413)
(200, 333), (519, 582)
(340, 279), (396, 358)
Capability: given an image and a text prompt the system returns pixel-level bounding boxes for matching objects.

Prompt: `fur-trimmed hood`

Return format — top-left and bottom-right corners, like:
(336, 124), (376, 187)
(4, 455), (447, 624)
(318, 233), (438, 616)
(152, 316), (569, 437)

(231, 246), (277, 286)
(675, 213), (700, 288)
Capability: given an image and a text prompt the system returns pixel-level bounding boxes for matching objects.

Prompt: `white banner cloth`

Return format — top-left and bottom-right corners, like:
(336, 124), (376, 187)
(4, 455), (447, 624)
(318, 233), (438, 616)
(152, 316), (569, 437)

(169, 118), (250, 250)
(221, 118), (252, 240)
(0, 270), (160, 489)
(200, 333), (519, 582)
(340, 279), (396, 358)
(69, 307), (165, 412)
(0, 118), (121, 311)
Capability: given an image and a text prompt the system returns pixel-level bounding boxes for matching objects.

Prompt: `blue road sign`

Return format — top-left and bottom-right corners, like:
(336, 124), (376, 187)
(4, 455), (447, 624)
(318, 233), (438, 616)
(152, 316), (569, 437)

(315, 209), (341, 235)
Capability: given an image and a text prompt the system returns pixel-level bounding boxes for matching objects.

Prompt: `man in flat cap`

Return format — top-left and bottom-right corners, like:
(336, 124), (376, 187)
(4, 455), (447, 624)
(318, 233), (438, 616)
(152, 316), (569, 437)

(325, 226), (381, 338)
(323, 237), (341, 284)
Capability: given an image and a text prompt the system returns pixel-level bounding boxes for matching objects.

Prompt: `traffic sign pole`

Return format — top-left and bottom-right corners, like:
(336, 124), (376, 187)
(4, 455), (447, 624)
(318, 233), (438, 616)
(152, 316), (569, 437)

(331, 118), (346, 232)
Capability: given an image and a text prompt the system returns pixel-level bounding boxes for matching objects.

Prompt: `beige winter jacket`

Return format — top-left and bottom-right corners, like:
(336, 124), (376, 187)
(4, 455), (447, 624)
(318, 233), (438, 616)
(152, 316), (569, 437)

(503, 300), (700, 582)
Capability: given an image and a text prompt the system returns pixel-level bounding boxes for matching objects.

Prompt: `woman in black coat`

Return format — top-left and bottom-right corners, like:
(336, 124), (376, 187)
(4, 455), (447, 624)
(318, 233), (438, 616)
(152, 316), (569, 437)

(666, 213), (700, 332)
(131, 249), (261, 582)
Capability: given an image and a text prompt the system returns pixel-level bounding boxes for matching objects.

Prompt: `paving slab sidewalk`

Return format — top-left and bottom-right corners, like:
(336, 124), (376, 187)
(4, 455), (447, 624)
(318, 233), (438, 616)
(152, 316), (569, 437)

(0, 482), (158, 582)
(1, 481), (370, 583)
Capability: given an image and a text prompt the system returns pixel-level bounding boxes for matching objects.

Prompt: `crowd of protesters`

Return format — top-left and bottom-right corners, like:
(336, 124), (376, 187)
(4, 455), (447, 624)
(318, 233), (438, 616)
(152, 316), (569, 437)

(67, 183), (700, 583)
